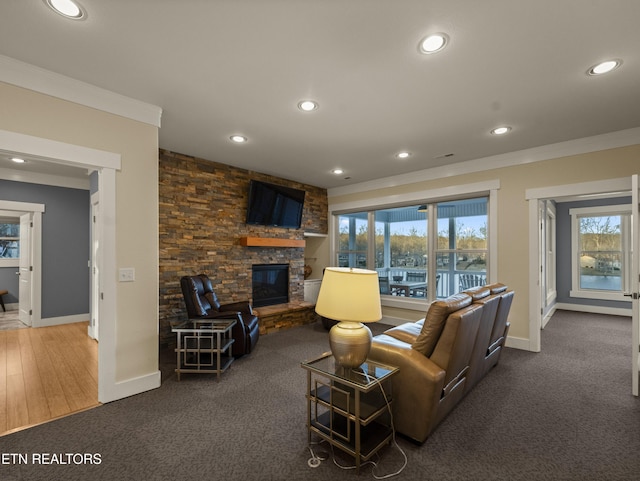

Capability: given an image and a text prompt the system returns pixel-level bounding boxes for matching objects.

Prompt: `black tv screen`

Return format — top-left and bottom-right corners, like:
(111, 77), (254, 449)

(246, 180), (306, 229)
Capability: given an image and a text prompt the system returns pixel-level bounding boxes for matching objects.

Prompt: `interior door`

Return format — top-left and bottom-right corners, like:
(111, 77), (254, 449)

(18, 212), (32, 326)
(630, 174), (639, 396)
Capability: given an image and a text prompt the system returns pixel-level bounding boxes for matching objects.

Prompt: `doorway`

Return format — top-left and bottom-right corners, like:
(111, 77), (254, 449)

(526, 177), (632, 352)
(0, 128), (120, 403)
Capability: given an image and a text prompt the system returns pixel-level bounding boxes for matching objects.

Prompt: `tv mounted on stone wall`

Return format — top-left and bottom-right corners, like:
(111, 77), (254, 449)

(246, 180), (305, 229)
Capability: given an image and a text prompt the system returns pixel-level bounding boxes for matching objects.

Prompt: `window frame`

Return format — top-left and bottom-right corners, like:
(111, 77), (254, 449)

(329, 180), (499, 310)
(569, 204), (631, 302)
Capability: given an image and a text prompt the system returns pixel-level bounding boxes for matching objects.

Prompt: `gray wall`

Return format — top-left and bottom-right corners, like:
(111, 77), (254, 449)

(0, 267), (18, 303)
(0, 180), (90, 318)
(556, 196), (631, 311)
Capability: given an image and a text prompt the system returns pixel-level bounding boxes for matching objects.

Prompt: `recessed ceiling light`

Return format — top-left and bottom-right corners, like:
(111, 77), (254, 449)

(418, 33), (449, 54)
(588, 59), (622, 76)
(298, 100), (318, 112)
(396, 151), (411, 159)
(46, 0), (85, 19)
(491, 126), (512, 135)
(331, 168), (344, 175)
(11, 157), (26, 163)
(230, 135), (247, 143)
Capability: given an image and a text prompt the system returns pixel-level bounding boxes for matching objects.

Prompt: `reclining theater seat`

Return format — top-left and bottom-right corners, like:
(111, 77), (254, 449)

(485, 284), (514, 372)
(180, 274), (260, 357)
(461, 285), (501, 394)
(463, 283), (514, 392)
(368, 293), (483, 443)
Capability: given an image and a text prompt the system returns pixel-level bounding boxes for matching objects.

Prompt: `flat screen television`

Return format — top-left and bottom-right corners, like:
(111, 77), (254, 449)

(246, 180), (306, 229)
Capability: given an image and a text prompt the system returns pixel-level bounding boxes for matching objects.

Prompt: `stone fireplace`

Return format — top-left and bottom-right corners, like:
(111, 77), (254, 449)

(252, 264), (289, 307)
(158, 149), (328, 345)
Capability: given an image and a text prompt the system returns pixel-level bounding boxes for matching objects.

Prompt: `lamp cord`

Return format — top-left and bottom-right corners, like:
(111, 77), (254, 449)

(306, 370), (407, 478)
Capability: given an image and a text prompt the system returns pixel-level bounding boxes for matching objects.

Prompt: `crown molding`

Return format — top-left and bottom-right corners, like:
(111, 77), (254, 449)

(0, 55), (162, 128)
(328, 127), (640, 198)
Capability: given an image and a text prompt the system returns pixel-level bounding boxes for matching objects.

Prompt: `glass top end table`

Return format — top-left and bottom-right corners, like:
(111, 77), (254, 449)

(301, 352), (399, 472)
(301, 352), (398, 392)
(171, 318), (236, 381)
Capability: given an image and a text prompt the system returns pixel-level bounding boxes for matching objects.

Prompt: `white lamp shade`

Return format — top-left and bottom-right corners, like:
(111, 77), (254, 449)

(314, 267), (382, 323)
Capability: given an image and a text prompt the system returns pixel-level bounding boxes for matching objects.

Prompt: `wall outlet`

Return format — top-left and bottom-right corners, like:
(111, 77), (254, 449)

(118, 267), (135, 282)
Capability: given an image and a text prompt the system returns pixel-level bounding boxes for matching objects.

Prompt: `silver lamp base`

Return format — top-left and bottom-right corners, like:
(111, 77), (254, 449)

(329, 321), (373, 368)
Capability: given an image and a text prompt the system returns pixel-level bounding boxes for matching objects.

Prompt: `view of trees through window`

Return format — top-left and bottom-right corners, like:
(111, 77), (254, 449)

(336, 197), (488, 298)
(578, 215), (623, 291)
(0, 222), (20, 259)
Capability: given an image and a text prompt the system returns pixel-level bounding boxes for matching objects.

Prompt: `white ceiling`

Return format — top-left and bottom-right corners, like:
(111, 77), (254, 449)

(0, 1), (639, 189)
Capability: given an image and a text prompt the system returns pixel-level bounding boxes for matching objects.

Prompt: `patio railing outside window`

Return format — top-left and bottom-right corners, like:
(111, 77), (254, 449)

(335, 197), (488, 302)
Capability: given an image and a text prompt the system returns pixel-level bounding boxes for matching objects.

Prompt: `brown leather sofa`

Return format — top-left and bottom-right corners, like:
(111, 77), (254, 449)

(180, 274), (260, 357)
(367, 283), (513, 443)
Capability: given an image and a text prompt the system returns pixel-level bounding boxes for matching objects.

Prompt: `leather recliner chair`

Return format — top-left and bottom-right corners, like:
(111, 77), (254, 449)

(180, 274), (260, 357)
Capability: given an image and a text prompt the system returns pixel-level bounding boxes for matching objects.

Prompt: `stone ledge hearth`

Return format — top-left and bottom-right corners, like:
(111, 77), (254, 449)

(253, 301), (319, 334)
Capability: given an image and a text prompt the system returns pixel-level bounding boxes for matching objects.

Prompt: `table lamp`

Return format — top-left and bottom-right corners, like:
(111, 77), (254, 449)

(315, 267), (382, 368)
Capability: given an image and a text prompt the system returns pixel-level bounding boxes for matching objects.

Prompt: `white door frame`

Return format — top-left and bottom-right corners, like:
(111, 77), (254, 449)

(526, 177), (633, 353)
(0, 129), (120, 403)
(630, 174), (639, 396)
(539, 200), (557, 329)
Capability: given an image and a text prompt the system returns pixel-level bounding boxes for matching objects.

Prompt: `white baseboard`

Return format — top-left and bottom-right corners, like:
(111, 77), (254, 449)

(87, 324), (97, 340)
(555, 302), (631, 317)
(542, 305), (557, 329)
(34, 313), (90, 327)
(100, 370), (161, 404)
(504, 336), (534, 351)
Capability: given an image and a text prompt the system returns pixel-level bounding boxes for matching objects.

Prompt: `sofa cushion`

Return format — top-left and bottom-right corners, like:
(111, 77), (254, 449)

(412, 293), (472, 357)
(462, 285), (490, 301)
(485, 282), (507, 294)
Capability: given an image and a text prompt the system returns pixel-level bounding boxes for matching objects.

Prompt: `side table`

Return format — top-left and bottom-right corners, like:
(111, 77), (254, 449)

(301, 353), (398, 473)
(172, 319), (236, 381)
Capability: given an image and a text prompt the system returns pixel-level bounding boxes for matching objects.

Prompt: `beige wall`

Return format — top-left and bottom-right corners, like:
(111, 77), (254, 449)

(328, 144), (640, 343)
(0, 81), (159, 383)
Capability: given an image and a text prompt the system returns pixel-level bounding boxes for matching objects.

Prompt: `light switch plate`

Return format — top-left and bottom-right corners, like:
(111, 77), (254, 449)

(118, 267), (135, 282)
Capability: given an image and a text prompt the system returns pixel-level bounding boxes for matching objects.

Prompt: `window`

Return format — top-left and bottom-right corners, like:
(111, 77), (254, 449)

(570, 205), (631, 301)
(336, 212), (369, 269)
(333, 196), (489, 301)
(0, 219), (20, 267)
(435, 198), (488, 297)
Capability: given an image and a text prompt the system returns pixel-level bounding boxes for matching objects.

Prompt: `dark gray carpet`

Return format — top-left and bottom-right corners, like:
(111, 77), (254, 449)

(1, 311), (639, 480)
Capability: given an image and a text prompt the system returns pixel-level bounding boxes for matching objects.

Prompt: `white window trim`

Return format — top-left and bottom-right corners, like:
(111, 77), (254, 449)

(569, 204), (631, 302)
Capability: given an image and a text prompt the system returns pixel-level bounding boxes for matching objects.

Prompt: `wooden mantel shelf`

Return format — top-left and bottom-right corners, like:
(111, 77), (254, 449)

(240, 236), (305, 248)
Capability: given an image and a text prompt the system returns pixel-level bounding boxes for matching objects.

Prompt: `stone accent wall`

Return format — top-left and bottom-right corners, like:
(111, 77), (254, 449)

(159, 149), (328, 347)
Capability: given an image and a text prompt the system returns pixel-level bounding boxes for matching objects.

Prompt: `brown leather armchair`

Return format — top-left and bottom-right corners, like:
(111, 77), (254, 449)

(180, 274), (260, 357)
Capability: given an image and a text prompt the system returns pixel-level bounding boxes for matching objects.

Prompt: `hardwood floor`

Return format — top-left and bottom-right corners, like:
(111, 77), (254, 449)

(0, 320), (100, 436)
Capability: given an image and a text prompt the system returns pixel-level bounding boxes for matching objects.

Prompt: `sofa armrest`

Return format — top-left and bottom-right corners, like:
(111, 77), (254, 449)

(220, 301), (254, 315)
(368, 334), (446, 443)
(197, 311), (242, 322)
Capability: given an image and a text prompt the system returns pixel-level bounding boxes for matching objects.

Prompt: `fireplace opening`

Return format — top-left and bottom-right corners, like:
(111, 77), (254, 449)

(252, 264), (289, 307)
